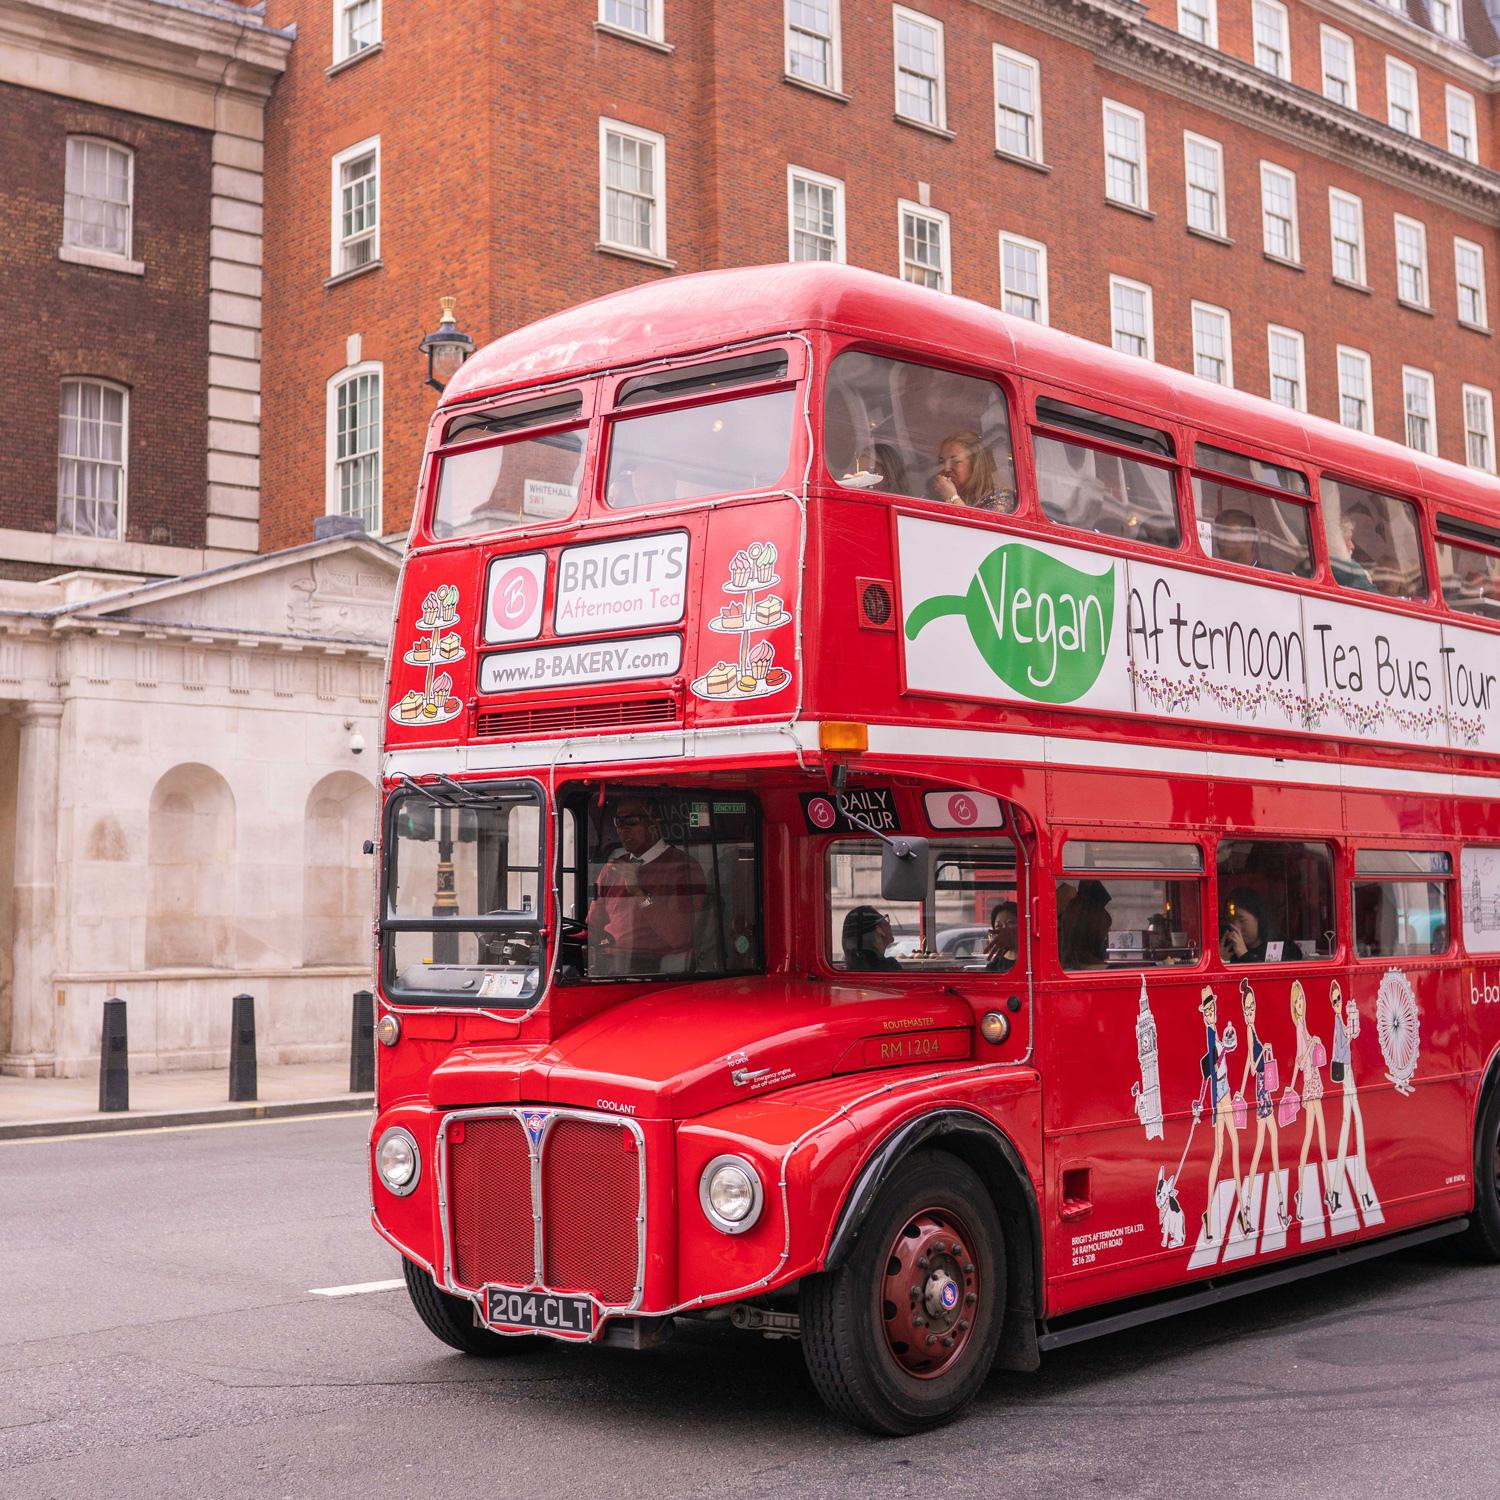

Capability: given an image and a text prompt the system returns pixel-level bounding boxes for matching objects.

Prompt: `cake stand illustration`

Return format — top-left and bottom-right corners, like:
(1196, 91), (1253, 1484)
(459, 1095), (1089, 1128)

(690, 541), (794, 701)
(391, 582), (465, 727)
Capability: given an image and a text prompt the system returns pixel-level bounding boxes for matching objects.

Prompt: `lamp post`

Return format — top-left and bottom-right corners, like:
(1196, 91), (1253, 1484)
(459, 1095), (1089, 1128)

(418, 295), (475, 392)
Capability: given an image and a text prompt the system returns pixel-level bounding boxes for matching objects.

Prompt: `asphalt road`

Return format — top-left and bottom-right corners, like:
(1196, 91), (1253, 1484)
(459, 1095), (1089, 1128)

(3, 1113), (1498, 1500)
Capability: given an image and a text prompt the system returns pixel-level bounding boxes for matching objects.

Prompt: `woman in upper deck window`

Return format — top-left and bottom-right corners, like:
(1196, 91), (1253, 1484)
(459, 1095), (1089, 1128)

(933, 430), (1016, 513)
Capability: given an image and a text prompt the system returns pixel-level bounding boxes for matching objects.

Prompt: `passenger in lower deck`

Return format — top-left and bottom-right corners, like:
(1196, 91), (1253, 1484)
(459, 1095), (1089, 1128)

(842, 907), (902, 972)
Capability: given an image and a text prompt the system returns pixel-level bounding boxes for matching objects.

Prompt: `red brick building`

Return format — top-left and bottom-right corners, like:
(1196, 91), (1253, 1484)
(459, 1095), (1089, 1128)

(0, 0), (290, 582)
(259, 0), (1500, 550)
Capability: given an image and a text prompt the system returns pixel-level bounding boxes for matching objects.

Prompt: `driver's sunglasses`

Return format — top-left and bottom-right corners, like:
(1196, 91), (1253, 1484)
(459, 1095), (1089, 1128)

(614, 815), (649, 828)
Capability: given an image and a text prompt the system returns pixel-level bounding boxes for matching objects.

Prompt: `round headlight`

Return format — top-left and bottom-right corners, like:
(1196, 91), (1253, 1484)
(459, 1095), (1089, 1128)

(376, 1127), (420, 1196)
(699, 1154), (764, 1235)
(375, 1013), (401, 1047)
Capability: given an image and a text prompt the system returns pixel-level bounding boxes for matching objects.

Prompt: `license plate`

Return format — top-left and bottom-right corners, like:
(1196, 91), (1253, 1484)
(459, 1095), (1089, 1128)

(484, 1286), (596, 1337)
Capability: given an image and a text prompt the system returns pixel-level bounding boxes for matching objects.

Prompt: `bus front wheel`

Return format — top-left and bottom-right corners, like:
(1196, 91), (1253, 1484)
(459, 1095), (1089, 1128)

(800, 1150), (1005, 1435)
(1467, 1083), (1500, 1262)
(400, 1256), (535, 1356)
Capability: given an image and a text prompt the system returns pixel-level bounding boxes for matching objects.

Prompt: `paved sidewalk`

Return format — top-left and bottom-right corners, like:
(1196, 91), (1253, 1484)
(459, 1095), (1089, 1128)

(0, 1059), (371, 1140)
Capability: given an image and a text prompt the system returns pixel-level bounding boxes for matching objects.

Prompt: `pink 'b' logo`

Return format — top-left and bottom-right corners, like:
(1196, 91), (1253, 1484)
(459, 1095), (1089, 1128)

(807, 797), (837, 830)
(492, 567), (538, 629)
(947, 794), (977, 827)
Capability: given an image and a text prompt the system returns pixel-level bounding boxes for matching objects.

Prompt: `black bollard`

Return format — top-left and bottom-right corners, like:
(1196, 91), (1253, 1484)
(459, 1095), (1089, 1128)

(99, 996), (129, 1113)
(350, 989), (374, 1093)
(228, 992), (258, 1102)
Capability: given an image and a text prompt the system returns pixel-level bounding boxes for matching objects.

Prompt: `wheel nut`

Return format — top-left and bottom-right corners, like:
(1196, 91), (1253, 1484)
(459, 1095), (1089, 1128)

(942, 1335), (954, 1348)
(917, 1256), (929, 1270)
(957, 1319), (970, 1331)
(926, 1334), (937, 1347)
(912, 1316), (926, 1328)
(962, 1263), (974, 1274)
(965, 1292), (977, 1305)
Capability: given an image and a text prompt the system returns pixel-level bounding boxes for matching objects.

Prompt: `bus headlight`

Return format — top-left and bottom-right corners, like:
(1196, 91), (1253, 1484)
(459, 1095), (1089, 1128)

(376, 1127), (421, 1196)
(700, 1154), (764, 1234)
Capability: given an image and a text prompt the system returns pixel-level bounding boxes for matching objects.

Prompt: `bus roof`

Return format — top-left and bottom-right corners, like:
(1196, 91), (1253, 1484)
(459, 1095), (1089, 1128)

(443, 263), (1500, 519)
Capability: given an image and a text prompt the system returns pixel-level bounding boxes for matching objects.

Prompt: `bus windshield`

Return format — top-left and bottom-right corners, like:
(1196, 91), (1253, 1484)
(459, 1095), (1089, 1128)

(382, 783), (544, 1005)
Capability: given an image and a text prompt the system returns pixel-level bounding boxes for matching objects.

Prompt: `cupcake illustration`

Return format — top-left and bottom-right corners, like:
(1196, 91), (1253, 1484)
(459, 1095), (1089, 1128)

(420, 592), (441, 628)
(438, 584), (459, 625)
(729, 550), (752, 589)
(749, 640), (774, 681)
(754, 542), (777, 584)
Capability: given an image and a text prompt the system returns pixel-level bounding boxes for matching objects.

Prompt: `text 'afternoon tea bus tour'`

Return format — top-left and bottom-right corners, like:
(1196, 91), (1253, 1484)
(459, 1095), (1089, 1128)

(372, 264), (1500, 1434)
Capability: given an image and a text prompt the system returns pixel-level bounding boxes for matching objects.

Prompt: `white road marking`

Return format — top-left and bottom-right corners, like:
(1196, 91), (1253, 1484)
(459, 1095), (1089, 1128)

(309, 1278), (404, 1297)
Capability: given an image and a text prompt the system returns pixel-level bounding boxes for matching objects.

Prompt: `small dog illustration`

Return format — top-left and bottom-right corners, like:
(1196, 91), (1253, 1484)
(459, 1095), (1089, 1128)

(1156, 1167), (1186, 1249)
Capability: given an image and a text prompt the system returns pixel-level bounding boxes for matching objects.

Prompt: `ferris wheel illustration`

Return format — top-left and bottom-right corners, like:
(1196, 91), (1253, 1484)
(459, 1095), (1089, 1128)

(1375, 968), (1420, 1097)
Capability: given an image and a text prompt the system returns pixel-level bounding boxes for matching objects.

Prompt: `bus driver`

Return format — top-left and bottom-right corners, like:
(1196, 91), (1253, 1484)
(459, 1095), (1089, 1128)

(587, 797), (704, 975)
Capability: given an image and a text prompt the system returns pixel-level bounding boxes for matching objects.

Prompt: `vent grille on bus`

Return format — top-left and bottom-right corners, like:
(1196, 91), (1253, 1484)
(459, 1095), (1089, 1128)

(857, 578), (896, 631)
(475, 694), (680, 739)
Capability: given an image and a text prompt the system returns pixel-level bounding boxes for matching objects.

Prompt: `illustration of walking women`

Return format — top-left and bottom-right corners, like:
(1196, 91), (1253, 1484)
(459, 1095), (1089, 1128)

(1290, 979), (1333, 1220)
(1198, 986), (1243, 1242)
(1329, 980), (1374, 1212)
(1236, 977), (1288, 1230)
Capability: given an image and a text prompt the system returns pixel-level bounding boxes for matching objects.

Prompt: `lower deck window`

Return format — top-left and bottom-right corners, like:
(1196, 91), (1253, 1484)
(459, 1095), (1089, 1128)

(1353, 849), (1451, 957)
(1217, 839), (1335, 964)
(827, 839), (1018, 973)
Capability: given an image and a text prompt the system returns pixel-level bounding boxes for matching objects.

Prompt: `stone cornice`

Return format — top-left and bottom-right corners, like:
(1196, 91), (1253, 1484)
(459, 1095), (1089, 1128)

(975, 0), (1500, 219)
(1308, 0), (1498, 88)
(0, 0), (292, 132)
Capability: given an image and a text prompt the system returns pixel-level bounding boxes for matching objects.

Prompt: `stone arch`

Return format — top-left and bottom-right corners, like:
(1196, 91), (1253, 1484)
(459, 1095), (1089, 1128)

(146, 764), (236, 969)
(302, 771), (376, 966)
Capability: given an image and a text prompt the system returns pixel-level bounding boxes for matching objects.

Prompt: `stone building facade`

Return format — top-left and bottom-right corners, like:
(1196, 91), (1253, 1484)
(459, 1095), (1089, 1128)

(259, 0), (1500, 552)
(0, 535), (398, 1076)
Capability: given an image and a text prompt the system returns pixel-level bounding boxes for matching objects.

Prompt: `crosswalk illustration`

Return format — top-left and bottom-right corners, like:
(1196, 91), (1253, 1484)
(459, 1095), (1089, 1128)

(1187, 1157), (1384, 1270)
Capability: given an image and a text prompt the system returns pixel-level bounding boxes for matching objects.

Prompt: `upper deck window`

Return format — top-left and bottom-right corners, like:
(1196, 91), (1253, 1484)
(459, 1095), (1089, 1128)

(1191, 443), (1313, 578)
(1436, 515), (1500, 620)
(1032, 401), (1179, 549)
(1321, 478), (1428, 600)
(433, 421), (586, 539)
(604, 389), (796, 509)
(824, 351), (1016, 512)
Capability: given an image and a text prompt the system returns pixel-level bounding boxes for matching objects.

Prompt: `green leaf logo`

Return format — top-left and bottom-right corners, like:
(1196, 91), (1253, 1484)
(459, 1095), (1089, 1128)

(905, 543), (1116, 704)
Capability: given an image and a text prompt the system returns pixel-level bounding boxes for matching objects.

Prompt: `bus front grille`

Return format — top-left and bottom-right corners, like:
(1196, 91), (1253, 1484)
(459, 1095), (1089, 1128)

(444, 1109), (644, 1309)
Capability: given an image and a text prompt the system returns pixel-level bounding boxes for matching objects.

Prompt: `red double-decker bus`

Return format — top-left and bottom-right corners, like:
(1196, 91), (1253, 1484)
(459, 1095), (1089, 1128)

(372, 264), (1500, 1433)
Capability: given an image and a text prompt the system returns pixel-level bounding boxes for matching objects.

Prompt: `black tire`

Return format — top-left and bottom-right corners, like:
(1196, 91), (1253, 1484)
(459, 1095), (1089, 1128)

(401, 1257), (536, 1356)
(1465, 1082), (1500, 1262)
(800, 1150), (1006, 1435)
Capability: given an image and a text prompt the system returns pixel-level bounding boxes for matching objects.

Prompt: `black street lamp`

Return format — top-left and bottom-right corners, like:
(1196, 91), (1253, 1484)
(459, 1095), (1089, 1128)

(418, 295), (475, 392)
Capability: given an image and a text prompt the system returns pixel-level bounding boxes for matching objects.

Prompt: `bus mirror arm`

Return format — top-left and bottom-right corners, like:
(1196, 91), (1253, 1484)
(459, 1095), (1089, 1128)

(826, 764), (932, 901)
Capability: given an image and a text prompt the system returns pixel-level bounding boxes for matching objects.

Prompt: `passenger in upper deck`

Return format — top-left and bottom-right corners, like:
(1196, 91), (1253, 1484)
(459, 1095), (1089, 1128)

(933, 431), (1017, 513)
(1215, 508), (1261, 568)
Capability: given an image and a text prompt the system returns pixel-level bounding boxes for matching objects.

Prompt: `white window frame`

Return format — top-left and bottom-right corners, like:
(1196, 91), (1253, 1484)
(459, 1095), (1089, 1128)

(1394, 214), (1429, 308)
(1183, 132), (1226, 238)
(1190, 301), (1233, 386)
(1321, 26), (1357, 110)
(1458, 387), (1494, 474)
(1455, 237), (1487, 328)
(992, 44), (1042, 162)
(1102, 99), (1148, 210)
(898, 199), (951, 291)
(1336, 345), (1374, 434)
(1446, 85), (1478, 162)
(1429, 0), (1461, 42)
(599, 0), (664, 44)
(785, 0), (840, 92)
(332, 0), (381, 65)
(63, 136), (134, 261)
(892, 6), (946, 131)
(1328, 188), (1366, 285)
(56, 377), (128, 540)
(786, 165), (845, 263)
(1259, 161), (1299, 263)
(1251, 0), (1290, 80)
(598, 118), (668, 261)
(1463, 384), (1496, 473)
(1177, 0), (1217, 47)
(999, 232), (1048, 323)
(1402, 365), (1437, 455)
(329, 135), (380, 278)
(325, 360), (383, 531)
(1267, 324), (1307, 411)
(1109, 275), (1154, 360)
(1385, 57), (1419, 137)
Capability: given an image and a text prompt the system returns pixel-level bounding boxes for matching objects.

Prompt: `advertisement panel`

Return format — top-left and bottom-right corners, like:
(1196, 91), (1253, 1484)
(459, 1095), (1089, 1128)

(478, 633), (683, 694)
(554, 531), (689, 637)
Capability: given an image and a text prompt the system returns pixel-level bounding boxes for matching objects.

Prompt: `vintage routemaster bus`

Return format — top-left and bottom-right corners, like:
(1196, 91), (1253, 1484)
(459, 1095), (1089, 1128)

(372, 264), (1500, 1433)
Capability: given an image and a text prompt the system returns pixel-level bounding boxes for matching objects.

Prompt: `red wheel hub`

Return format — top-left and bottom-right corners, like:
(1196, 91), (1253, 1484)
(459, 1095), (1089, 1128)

(878, 1206), (981, 1379)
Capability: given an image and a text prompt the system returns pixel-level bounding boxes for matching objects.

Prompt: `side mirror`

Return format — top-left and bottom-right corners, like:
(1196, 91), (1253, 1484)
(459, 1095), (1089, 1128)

(881, 836), (930, 904)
